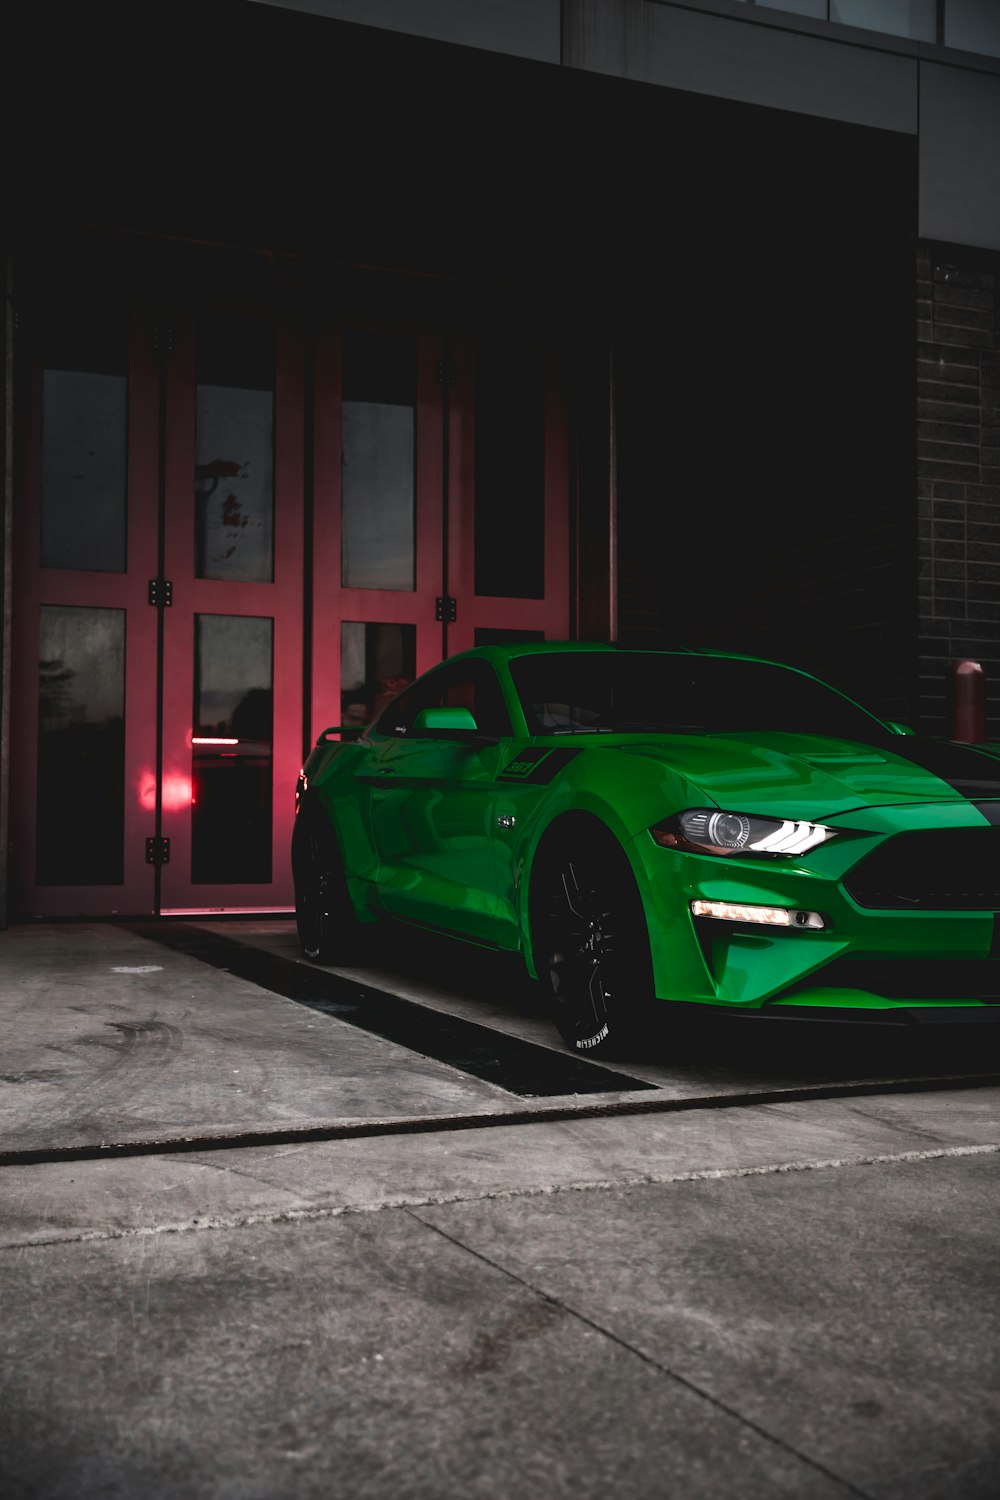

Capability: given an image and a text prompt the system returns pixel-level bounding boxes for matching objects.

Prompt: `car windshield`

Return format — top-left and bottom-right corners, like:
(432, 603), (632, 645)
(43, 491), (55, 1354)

(510, 651), (891, 742)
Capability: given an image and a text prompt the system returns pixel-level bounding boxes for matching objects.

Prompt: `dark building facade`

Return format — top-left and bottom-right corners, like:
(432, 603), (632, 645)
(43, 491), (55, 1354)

(2, 0), (999, 921)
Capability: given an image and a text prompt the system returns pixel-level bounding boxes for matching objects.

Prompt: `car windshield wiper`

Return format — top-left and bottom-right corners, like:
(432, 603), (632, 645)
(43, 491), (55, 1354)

(608, 720), (709, 734)
(548, 721), (711, 735)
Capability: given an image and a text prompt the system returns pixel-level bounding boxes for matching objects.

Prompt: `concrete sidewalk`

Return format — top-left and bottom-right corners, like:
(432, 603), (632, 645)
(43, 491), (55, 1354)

(2, 921), (999, 1499)
(0, 922), (519, 1153)
(3, 920), (996, 1155)
(3, 1104), (998, 1500)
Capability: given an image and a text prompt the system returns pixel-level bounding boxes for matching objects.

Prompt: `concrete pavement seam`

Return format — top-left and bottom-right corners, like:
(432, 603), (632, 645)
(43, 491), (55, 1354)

(4, 1140), (997, 1253)
(3, 1070), (999, 1167)
(406, 1208), (879, 1500)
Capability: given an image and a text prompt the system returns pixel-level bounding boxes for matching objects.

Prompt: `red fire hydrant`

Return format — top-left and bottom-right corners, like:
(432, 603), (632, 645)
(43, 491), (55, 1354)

(949, 659), (986, 743)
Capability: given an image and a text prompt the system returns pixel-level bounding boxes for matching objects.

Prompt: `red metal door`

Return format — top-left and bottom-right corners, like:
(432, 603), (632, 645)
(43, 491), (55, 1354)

(12, 299), (306, 918)
(157, 312), (305, 914)
(12, 297), (569, 919)
(310, 322), (570, 743)
(11, 304), (161, 917)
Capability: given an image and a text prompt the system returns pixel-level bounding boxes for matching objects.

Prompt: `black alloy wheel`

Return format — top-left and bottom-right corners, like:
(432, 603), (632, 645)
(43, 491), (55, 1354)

(534, 831), (653, 1057)
(292, 809), (364, 965)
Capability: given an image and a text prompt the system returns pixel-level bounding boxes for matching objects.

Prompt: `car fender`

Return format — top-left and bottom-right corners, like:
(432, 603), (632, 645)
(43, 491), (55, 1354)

(510, 746), (712, 976)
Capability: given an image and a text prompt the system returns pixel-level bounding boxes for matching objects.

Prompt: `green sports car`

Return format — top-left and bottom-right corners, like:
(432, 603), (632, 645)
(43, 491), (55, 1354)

(293, 642), (1000, 1055)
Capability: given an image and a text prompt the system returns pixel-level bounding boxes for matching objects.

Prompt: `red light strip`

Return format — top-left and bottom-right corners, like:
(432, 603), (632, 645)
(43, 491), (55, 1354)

(192, 736), (239, 746)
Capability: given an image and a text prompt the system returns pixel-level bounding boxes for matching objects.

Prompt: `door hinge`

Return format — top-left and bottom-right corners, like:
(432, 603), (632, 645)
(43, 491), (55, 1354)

(148, 578), (173, 607)
(437, 357), (458, 386)
(435, 595), (457, 623)
(145, 836), (171, 866)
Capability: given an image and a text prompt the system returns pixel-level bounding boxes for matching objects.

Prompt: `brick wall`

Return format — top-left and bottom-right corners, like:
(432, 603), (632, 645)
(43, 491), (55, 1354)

(917, 247), (1000, 738)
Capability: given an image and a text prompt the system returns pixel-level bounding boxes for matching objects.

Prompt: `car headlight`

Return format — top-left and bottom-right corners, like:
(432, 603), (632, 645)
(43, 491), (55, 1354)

(651, 808), (837, 857)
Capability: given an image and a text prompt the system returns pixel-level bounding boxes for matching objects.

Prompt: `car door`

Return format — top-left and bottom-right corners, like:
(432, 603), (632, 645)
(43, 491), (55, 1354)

(365, 660), (512, 942)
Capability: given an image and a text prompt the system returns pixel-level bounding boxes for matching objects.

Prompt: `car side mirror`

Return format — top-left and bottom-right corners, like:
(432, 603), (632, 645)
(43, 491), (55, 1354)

(884, 720), (915, 736)
(317, 724), (363, 743)
(413, 705), (480, 736)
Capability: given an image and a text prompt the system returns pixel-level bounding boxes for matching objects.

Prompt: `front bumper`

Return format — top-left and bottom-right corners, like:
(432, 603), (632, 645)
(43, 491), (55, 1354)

(630, 808), (1000, 1016)
(664, 997), (1000, 1025)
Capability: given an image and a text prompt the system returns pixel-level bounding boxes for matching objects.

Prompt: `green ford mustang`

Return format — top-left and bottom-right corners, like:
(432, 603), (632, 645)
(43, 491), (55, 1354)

(293, 642), (1000, 1055)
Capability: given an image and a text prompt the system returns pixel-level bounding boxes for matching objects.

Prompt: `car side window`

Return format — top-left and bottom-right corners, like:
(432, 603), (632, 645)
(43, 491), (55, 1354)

(373, 678), (437, 738)
(374, 661), (512, 738)
(443, 662), (511, 738)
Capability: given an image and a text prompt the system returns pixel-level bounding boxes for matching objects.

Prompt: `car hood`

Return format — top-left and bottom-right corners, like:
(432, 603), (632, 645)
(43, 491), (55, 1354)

(617, 730), (1000, 820)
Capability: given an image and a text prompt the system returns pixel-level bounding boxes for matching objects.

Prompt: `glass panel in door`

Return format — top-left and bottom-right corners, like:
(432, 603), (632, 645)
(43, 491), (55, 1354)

(36, 605), (126, 885)
(473, 339), (545, 601)
(446, 332), (570, 652)
(40, 312), (128, 573)
(192, 614), (274, 883)
(195, 315), (275, 582)
(341, 329), (416, 591)
(340, 621), (417, 732)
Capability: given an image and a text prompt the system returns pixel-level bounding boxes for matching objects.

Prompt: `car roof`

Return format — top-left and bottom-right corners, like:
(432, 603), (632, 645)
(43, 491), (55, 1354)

(446, 641), (790, 671)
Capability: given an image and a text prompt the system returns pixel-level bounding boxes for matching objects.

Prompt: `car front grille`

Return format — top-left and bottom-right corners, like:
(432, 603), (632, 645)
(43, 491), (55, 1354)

(815, 958), (1000, 1000)
(843, 829), (1000, 910)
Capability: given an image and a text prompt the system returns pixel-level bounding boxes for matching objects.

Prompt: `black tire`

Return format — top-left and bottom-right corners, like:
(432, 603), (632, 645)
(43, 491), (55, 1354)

(531, 826), (654, 1058)
(292, 808), (366, 965)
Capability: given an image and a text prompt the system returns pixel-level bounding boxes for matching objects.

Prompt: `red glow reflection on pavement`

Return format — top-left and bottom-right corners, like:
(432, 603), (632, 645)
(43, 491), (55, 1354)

(139, 771), (194, 811)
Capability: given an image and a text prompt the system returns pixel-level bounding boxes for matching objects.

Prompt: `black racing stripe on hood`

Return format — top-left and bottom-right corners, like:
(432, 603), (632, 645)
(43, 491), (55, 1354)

(884, 737), (1000, 800)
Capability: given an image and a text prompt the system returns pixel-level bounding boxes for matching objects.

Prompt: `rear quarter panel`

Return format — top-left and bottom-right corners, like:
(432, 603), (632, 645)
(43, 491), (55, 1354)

(299, 737), (380, 889)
